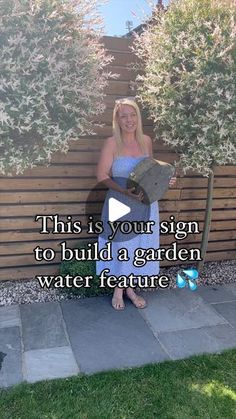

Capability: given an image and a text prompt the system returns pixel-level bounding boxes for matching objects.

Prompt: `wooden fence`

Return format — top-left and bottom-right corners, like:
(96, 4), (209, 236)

(0, 36), (235, 281)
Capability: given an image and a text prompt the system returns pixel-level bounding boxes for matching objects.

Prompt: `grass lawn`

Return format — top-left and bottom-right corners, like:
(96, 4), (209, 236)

(0, 349), (235, 419)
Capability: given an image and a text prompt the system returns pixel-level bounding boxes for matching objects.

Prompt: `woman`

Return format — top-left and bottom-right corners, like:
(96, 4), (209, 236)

(96, 98), (176, 310)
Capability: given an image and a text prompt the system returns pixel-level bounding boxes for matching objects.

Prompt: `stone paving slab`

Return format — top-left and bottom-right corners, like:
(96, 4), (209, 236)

(0, 326), (22, 388)
(20, 302), (68, 351)
(196, 284), (236, 304)
(158, 323), (236, 360)
(0, 305), (20, 329)
(138, 288), (227, 333)
(24, 346), (79, 383)
(211, 302), (236, 328)
(224, 283), (236, 297)
(61, 296), (170, 374)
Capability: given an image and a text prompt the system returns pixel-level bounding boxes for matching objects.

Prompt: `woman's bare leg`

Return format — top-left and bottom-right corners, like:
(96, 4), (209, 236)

(125, 287), (147, 308)
(112, 287), (125, 310)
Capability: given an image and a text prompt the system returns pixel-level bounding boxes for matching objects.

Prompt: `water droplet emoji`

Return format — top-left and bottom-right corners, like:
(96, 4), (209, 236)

(188, 279), (197, 291)
(177, 273), (186, 288)
(183, 268), (198, 280)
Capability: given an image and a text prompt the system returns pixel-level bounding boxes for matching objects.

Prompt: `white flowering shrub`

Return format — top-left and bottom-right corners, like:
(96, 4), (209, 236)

(0, 0), (113, 176)
(132, 0), (236, 176)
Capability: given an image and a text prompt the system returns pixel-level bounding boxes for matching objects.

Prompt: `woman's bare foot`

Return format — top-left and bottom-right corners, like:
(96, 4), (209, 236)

(112, 287), (125, 310)
(125, 287), (147, 309)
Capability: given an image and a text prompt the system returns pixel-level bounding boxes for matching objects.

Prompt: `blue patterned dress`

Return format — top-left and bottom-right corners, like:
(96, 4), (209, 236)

(96, 155), (160, 279)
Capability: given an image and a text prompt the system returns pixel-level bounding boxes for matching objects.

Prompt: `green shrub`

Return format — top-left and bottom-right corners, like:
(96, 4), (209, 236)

(59, 240), (113, 298)
(132, 0), (236, 177)
(0, 0), (114, 176)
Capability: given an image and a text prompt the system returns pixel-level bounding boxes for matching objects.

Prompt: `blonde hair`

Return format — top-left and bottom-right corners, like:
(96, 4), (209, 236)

(112, 98), (147, 157)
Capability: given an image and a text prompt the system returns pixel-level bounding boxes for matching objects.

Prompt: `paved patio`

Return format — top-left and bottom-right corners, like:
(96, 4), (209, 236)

(0, 283), (236, 388)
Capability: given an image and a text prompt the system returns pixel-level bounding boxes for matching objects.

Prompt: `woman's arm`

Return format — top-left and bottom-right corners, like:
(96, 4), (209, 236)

(96, 137), (127, 194)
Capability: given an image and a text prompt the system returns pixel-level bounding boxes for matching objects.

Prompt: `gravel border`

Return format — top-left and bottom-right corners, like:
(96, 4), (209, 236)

(0, 260), (235, 307)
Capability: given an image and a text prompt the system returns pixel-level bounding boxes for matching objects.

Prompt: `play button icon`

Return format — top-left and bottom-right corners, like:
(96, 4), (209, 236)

(108, 197), (131, 222)
(85, 175), (152, 243)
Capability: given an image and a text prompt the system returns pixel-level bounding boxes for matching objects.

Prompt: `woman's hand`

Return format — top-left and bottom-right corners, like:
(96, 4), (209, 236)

(124, 187), (144, 202)
(169, 176), (177, 187)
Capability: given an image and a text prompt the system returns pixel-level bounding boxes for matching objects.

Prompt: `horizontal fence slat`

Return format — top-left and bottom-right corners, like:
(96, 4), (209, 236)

(179, 198), (236, 210)
(178, 210), (236, 221)
(0, 258), (195, 281)
(66, 137), (175, 152)
(0, 189), (180, 205)
(0, 219), (234, 243)
(0, 200), (180, 217)
(50, 150), (179, 165)
(5, 174), (227, 192)
(0, 163), (234, 182)
(204, 250), (236, 262)
(0, 238), (169, 256)
(0, 210), (235, 232)
(211, 166), (236, 176)
(0, 265), (61, 281)
(0, 251), (235, 281)
(2, 242), (235, 268)
(180, 178), (236, 188)
(181, 188), (236, 199)
(0, 178), (97, 190)
(2, 243), (195, 267)
(102, 36), (133, 51)
(85, 125), (156, 137)
(0, 234), (236, 263)
(0, 211), (181, 231)
(0, 151), (179, 178)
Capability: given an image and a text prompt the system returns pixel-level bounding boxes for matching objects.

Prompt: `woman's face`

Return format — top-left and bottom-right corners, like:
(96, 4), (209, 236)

(116, 105), (138, 134)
